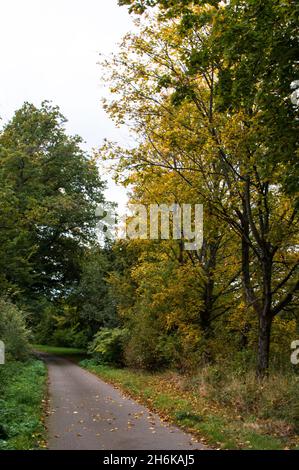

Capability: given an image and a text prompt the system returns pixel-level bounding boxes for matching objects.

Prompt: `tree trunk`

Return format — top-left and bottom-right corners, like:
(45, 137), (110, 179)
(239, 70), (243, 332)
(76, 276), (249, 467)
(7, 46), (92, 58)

(257, 313), (272, 379)
(201, 276), (214, 334)
(200, 239), (218, 337)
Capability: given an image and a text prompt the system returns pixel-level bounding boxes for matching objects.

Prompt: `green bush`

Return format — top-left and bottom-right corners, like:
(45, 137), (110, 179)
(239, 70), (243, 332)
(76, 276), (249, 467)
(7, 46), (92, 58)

(123, 312), (176, 371)
(88, 328), (128, 366)
(51, 326), (88, 349)
(33, 304), (89, 349)
(0, 298), (31, 361)
(32, 304), (57, 346)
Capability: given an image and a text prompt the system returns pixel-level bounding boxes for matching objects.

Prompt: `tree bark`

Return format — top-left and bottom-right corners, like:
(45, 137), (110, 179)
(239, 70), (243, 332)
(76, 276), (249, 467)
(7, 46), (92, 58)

(257, 313), (273, 379)
(199, 239), (218, 336)
(256, 250), (273, 378)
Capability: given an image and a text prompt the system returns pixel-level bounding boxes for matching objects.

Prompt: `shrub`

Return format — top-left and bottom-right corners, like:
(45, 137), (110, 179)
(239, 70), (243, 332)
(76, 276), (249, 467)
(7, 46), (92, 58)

(51, 326), (88, 349)
(210, 368), (299, 424)
(88, 328), (128, 366)
(32, 304), (57, 346)
(187, 359), (299, 431)
(0, 298), (30, 361)
(124, 315), (172, 370)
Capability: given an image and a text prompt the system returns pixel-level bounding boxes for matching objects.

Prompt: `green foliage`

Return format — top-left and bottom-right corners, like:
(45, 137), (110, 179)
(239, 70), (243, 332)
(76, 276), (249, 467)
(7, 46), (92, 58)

(32, 302), (58, 346)
(32, 344), (86, 357)
(75, 247), (119, 334)
(0, 101), (112, 360)
(0, 299), (31, 361)
(0, 359), (47, 450)
(124, 315), (174, 371)
(0, 101), (106, 300)
(0, 5), (297, 453)
(51, 326), (88, 349)
(88, 328), (128, 366)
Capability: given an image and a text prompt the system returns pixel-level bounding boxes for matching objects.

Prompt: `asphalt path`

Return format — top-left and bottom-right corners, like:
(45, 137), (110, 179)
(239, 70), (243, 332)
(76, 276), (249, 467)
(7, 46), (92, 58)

(41, 353), (207, 450)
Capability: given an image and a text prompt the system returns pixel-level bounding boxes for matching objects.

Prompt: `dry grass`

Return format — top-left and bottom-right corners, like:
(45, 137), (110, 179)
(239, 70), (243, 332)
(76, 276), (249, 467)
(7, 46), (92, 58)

(81, 358), (299, 450)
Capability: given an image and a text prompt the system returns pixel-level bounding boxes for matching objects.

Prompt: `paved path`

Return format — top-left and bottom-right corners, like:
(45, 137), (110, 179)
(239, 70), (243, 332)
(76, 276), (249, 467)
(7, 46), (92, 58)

(41, 353), (206, 450)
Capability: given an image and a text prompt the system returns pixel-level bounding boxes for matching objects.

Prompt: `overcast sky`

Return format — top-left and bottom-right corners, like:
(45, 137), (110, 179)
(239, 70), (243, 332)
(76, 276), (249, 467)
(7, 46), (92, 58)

(0, 0), (133, 212)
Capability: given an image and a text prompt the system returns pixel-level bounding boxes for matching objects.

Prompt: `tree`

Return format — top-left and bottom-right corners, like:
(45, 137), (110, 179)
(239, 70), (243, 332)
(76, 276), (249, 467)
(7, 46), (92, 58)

(119, 0), (299, 198)
(74, 247), (119, 336)
(0, 102), (106, 305)
(102, 10), (298, 376)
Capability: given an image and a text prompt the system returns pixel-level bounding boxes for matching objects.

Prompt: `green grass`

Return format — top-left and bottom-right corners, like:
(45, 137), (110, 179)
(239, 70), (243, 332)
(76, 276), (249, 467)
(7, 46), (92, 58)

(0, 359), (47, 450)
(32, 344), (86, 357)
(79, 360), (298, 450)
(32, 344), (88, 365)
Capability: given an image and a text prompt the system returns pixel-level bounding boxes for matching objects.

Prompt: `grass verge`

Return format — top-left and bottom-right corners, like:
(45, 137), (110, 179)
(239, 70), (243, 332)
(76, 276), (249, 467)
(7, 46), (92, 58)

(80, 360), (299, 450)
(32, 344), (87, 363)
(0, 359), (47, 450)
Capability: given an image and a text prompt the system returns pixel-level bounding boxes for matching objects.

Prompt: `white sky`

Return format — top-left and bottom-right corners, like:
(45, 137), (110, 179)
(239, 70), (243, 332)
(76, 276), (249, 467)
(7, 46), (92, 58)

(0, 0), (133, 213)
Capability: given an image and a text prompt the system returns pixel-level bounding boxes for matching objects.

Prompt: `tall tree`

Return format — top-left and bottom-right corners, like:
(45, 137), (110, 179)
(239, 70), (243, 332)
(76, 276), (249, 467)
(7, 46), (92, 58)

(102, 9), (298, 376)
(0, 102), (106, 304)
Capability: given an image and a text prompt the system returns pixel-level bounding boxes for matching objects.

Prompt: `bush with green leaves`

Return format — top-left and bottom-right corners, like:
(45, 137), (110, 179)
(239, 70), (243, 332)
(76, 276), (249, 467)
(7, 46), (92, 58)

(88, 328), (128, 366)
(124, 321), (174, 371)
(51, 326), (88, 349)
(0, 299), (31, 361)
